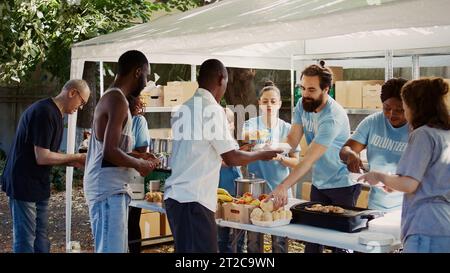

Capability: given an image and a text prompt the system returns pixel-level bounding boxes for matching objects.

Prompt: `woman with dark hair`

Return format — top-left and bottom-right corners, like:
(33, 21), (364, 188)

(127, 95), (150, 253)
(359, 77), (450, 253)
(340, 78), (409, 211)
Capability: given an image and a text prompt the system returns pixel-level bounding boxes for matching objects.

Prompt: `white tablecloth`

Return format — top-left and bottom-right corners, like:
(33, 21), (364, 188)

(129, 200), (166, 214)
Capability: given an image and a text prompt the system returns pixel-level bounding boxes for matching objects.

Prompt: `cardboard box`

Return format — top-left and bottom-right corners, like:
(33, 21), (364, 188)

(335, 81), (363, 108)
(222, 202), (255, 224)
(215, 202), (223, 219)
(140, 211), (161, 239)
(335, 80), (384, 109)
(164, 81), (198, 107)
(159, 214), (172, 236)
(329, 66), (344, 82)
(141, 86), (164, 107)
(362, 82), (383, 109)
(149, 128), (172, 139)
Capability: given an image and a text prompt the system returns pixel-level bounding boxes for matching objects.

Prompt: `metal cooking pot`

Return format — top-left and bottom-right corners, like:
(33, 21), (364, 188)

(234, 173), (268, 198)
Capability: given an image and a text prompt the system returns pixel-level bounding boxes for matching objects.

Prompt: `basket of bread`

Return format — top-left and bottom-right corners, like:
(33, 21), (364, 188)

(250, 198), (292, 227)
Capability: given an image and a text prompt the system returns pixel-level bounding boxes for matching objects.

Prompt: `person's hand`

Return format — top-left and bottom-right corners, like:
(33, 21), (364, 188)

(382, 185), (395, 193)
(345, 153), (364, 173)
(258, 149), (283, 161)
(146, 157), (160, 169)
(140, 152), (158, 161)
(70, 153), (86, 169)
(239, 143), (255, 152)
(272, 154), (283, 161)
(358, 171), (383, 186)
(270, 183), (289, 210)
(136, 159), (154, 177)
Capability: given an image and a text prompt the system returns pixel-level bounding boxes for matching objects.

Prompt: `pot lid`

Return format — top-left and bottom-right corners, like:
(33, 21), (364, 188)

(234, 173), (266, 184)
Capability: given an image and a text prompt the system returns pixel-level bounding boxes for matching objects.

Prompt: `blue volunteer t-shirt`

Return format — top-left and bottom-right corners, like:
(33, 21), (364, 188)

(293, 95), (352, 189)
(131, 115), (150, 150)
(351, 112), (409, 210)
(244, 116), (297, 192)
(219, 166), (242, 197)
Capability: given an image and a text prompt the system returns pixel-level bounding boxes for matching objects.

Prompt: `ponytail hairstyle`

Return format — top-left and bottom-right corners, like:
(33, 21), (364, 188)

(401, 77), (450, 130)
(258, 80), (281, 99)
(301, 61), (333, 90)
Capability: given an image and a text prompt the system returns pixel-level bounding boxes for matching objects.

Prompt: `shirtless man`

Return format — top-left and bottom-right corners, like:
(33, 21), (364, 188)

(83, 50), (158, 253)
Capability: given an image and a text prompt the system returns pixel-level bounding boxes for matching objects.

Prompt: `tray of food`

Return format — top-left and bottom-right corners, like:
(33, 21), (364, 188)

(290, 201), (384, 233)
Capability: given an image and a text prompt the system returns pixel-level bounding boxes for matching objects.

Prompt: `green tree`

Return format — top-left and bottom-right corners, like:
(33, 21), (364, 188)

(0, 0), (203, 85)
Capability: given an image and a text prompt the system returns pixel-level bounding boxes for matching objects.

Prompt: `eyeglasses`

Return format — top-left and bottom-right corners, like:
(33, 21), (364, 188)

(75, 90), (87, 110)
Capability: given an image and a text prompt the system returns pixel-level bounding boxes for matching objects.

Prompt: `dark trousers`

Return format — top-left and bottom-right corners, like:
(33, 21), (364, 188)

(127, 206), (142, 253)
(305, 184), (362, 253)
(165, 198), (218, 253)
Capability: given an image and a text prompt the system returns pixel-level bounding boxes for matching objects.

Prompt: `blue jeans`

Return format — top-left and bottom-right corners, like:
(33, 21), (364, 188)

(9, 197), (50, 253)
(403, 234), (450, 253)
(217, 226), (245, 253)
(88, 193), (130, 253)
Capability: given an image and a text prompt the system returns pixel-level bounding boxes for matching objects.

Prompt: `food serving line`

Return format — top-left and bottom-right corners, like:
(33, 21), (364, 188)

(130, 199), (402, 253)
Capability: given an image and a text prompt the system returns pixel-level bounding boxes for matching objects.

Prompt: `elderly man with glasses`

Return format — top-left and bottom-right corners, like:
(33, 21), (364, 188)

(1, 79), (91, 253)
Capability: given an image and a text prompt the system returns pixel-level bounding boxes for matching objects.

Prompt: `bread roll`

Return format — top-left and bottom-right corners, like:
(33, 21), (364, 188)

(250, 207), (264, 220)
(260, 199), (274, 212)
(272, 210), (280, 221)
(262, 211), (273, 221)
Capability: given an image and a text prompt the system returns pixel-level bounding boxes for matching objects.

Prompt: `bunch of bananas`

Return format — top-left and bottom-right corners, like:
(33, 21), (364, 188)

(217, 188), (233, 203)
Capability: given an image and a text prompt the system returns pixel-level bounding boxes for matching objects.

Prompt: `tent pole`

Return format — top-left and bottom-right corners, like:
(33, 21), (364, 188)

(65, 114), (77, 252)
(191, 64), (196, 82)
(290, 56), (295, 123)
(412, 55), (420, 80)
(66, 58), (84, 252)
(99, 61), (104, 97)
(385, 50), (394, 81)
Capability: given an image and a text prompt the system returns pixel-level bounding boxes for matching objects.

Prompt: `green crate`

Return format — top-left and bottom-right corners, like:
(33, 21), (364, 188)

(144, 169), (172, 194)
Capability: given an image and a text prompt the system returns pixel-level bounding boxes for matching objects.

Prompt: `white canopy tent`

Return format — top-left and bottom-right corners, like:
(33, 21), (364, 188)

(67, 0), (450, 251)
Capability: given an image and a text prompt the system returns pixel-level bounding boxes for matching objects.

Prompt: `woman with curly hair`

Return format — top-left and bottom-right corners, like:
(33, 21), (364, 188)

(359, 77), (450, 253)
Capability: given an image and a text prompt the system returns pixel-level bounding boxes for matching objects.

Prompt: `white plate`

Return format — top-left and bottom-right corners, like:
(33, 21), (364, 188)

(358, 232), (395, 246)
(253, 143), (292, 154)
(251, 218), (291, 227)
(350, 172), (384, 188)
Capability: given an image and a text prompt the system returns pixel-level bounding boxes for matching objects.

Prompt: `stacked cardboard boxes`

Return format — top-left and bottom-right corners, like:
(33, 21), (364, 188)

(140, 210), (161, 239)
(335, 80), (384, 109)
(164, 81), (198, 107)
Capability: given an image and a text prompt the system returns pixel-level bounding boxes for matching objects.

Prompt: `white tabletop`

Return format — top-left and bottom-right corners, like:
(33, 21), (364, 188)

(216, 219), (401, 253)
(129, 200), (166, 214)
(130, 198), (402, 253)
(216, 198), (402, 253)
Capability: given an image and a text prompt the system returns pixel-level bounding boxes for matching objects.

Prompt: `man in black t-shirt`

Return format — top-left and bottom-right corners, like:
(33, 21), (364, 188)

(1, 79), (90, 253)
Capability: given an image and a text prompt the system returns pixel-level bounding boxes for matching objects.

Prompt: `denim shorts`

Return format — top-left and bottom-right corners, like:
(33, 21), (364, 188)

(88, 193), (131, 253)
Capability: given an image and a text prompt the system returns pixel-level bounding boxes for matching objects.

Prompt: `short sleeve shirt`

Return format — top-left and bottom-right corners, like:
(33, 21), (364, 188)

(1, 98), (63, 202)
(351, 112), (409, 210)
(293, 96), (352, 189)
